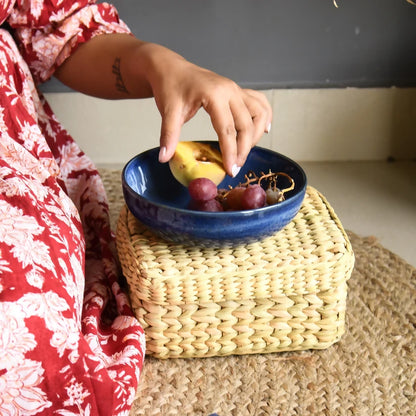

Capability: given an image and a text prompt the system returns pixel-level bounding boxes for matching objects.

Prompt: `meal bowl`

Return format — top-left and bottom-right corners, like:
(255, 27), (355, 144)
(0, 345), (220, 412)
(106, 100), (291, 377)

(122, 141), (307, 246)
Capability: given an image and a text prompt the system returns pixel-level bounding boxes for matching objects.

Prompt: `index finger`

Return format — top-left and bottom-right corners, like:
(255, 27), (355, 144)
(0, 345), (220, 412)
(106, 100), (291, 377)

(158, 105), (184, 163)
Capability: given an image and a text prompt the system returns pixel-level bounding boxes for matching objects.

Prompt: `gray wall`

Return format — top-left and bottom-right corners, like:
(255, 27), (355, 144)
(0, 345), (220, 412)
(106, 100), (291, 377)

(41, 0), (416, 92)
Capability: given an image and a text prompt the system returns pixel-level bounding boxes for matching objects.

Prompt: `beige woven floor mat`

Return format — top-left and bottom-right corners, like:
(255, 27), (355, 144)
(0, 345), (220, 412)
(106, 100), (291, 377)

(100, 168), (416, 416)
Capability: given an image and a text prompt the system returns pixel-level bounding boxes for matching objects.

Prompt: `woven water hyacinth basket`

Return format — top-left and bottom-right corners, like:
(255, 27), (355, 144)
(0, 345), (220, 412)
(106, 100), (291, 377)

(116, 186), (355, 359)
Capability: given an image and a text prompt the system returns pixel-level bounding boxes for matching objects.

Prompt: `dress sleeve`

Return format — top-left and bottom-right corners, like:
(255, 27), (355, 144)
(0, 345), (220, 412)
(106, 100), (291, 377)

(7, 0), (131, 84)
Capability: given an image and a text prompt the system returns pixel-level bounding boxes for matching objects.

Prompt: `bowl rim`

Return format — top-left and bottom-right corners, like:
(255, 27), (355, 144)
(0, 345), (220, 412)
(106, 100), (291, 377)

(122, 142), (307, 217)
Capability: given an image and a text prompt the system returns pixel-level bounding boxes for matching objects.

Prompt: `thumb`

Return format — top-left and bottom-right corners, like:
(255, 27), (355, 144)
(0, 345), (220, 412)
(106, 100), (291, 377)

(158, 107), (183, 163)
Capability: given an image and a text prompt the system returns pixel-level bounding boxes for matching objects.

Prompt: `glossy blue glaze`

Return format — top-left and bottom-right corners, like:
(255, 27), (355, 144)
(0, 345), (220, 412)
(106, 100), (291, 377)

(122, 142), (307, 246)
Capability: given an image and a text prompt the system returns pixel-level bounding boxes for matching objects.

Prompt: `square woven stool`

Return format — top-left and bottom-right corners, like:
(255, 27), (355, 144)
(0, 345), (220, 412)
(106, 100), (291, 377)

(116, 186), (355, 359)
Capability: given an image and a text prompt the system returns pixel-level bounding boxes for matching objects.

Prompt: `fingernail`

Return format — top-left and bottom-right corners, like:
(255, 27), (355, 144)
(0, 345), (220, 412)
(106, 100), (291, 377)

(231, 164), (241, 177)
(266, 122), (272, 134)
(158, 146), (167, 162)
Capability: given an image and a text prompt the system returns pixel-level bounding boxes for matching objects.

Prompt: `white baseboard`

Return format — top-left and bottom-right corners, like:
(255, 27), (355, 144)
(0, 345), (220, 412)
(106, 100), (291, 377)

(44, 87), (416, 165)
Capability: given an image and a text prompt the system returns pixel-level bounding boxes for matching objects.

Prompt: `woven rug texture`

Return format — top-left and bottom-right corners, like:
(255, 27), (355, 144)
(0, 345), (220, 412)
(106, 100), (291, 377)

(100, 168), (416, 416)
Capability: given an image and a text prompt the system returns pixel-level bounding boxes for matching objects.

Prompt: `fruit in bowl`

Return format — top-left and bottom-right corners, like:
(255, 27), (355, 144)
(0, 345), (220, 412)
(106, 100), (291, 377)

(121, 141), (307, 245)
(169, 141), (226, 186)
(186, 168), (295, 212)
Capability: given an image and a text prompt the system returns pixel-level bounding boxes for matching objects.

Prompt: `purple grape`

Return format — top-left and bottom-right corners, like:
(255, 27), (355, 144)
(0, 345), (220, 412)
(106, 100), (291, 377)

(201, 199), (224, 212)
(225, 186), (245, 210)
(189, 198), (224, 212)
(241, 184), (266, 210)
(188, 178), (218, 202)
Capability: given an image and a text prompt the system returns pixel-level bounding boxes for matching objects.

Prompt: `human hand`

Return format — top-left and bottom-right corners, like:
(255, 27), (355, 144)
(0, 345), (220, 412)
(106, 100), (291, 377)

(144, 44), (272, 177)
(54, 35), (272, 176)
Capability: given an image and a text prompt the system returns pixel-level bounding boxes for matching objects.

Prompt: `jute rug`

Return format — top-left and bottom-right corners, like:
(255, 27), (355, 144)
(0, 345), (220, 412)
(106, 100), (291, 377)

(100, 168), (416, 416)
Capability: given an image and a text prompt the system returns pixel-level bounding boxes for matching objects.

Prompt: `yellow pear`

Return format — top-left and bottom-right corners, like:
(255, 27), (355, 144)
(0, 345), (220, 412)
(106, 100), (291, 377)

(169, 141), (226, 187)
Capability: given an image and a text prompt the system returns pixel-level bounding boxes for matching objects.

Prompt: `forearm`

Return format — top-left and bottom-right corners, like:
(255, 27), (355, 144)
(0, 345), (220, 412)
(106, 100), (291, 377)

(54, 33), (173, 100)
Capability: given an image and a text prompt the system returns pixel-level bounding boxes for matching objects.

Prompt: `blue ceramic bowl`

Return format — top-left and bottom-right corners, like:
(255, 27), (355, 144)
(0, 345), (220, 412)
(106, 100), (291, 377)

(122, 141), (307, 246)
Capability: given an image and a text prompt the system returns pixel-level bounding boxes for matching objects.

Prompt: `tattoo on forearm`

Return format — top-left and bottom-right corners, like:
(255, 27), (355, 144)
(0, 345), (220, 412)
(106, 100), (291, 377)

(112, 57), (129, 94)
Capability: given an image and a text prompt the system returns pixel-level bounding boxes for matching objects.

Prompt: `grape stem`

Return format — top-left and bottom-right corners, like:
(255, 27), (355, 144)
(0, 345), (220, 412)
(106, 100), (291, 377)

(224, 170), (295, 197)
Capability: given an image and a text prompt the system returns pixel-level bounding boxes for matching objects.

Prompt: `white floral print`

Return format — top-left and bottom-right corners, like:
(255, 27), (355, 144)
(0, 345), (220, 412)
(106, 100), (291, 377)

(0, 302), (36, 370)
(0, 359), (52, 415)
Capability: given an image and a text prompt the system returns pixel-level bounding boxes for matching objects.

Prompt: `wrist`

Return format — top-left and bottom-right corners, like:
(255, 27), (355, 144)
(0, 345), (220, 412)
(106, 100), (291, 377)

(125, 41), (187, 96)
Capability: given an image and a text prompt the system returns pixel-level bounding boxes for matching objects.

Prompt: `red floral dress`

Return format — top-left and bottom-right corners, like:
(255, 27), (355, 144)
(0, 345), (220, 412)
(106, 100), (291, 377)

(0, 1), (145, 414)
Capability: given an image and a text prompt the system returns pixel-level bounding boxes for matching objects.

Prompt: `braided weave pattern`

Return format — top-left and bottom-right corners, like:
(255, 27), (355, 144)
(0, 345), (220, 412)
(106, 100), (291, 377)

(116, 186), (354, 358)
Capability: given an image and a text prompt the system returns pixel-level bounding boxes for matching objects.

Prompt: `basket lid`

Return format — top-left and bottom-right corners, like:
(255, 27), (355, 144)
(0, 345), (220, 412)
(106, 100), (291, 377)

(116, 186), (354, 306)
